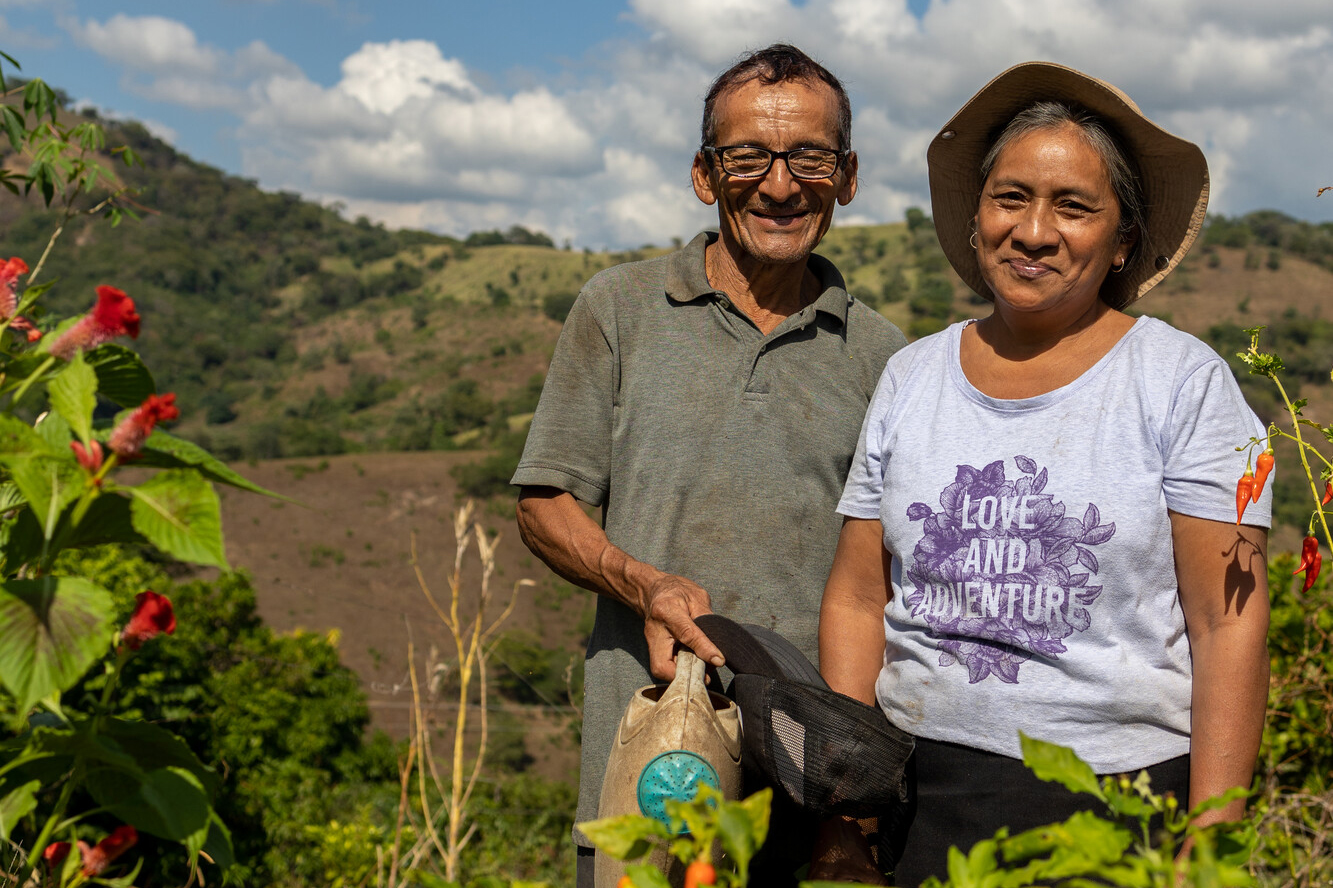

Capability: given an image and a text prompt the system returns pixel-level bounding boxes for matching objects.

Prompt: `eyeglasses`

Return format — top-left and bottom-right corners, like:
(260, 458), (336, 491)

(703, 145), (848, 181)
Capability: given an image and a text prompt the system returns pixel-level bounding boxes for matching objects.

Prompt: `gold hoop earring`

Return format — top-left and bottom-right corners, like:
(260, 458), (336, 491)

(1111, 257), (1127, 273)
(969, 231), (978, 250)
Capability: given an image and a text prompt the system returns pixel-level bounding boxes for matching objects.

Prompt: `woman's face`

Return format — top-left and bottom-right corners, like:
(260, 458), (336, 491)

(974, 122), (1131, 317)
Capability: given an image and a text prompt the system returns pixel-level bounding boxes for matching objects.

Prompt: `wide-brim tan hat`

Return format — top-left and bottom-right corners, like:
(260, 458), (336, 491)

(927, 61), (1209, 308)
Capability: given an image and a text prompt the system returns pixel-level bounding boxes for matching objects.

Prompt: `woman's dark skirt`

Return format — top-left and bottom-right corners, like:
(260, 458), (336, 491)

(889, 737), (1189, 886)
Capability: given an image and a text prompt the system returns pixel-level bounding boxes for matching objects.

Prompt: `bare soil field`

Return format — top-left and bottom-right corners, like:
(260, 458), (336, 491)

(216, 451), (590, 784)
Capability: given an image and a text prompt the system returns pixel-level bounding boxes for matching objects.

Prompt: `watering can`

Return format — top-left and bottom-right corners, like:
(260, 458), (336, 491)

(594, 649), (743, 888)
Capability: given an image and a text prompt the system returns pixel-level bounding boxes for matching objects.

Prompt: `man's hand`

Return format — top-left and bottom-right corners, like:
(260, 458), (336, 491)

(637, 572), (724, 680)
(516, 487), (726, 680)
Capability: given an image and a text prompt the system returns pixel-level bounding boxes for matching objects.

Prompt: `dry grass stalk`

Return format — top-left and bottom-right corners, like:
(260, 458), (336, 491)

(378, 500), (531, 886)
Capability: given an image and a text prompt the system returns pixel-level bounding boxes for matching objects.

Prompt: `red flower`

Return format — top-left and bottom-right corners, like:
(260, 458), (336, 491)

(71, 439), (105, 475)
(109, 392), (179, 458)
(42, 841), (70, 869)
(121, 591), (176, 650)
(8, 315), (41, 342)
(0, 256), (27, 318)
(48, 285), (140, 359)
(78, 825), (137, 876)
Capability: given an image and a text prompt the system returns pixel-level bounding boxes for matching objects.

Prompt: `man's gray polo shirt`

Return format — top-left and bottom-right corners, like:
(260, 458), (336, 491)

(512, 230), (906, 837)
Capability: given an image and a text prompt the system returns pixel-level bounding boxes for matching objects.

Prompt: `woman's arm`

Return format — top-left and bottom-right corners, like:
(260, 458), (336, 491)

(1170, 511), (1270, 825)
(819, 516), (895, 702)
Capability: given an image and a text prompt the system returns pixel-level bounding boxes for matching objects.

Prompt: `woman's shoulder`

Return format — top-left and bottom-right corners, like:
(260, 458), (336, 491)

(1122, 315), (1231, 377)
(885, 321), (964, 374)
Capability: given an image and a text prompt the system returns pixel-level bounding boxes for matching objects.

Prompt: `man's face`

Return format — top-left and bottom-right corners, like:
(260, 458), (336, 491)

(692, 78), (857, 267)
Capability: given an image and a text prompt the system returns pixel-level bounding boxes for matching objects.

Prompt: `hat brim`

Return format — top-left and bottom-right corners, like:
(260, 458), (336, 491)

(695, 613), (828, 688)
(927, 61), (1209, 307)
(694, 613), (914, 818)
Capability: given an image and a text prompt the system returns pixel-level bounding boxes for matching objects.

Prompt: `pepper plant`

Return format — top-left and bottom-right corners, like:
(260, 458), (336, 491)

(1234, 326), (1331, 587)
(0, 55), (273, 886)
(579, 785), (771, 888)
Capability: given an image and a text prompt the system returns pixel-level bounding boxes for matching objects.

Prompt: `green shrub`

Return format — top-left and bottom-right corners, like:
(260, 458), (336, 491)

(542, 291), (578, 323)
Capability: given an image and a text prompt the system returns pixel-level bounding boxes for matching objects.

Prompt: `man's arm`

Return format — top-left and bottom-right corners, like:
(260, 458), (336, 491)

(1170, 512), (1270, 825)
(516, 485), (725, 680)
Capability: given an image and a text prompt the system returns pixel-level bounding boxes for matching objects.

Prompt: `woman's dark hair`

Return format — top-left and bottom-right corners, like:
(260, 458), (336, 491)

(980, 101), (1148, 307)
(701, 44), (851, 151)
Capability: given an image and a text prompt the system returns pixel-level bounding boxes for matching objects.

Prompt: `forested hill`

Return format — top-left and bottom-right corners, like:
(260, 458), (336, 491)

(2, 107), (1332, 513)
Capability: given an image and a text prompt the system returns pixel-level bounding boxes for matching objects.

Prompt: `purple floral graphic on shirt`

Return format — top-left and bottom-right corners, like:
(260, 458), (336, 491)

(904, 456), (1116, 684)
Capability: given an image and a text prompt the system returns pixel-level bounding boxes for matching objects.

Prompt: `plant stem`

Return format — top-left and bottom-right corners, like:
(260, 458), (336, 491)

(1271, 373), (1333, 550)
(17, 769), (78, 886)
(5, 354), (55, 413)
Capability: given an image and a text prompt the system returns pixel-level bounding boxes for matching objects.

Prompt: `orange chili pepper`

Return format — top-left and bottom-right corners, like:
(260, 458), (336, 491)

(1251, 450), (1274, 503)
(1236, 468), (1255, 525)
(1323, 480), (1332, 506)
(684, 860), (716, 888)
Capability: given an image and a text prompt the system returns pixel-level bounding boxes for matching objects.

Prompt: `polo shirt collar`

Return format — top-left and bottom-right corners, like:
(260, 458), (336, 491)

(665, 230), (851, 327)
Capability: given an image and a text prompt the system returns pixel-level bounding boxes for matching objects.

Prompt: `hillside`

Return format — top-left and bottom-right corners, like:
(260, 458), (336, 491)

(4, 110), (1331, 464)
(6, 103), (1333, 775)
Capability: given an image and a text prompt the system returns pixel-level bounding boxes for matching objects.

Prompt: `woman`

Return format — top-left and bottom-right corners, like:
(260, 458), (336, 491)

(817, 62), (1271, 885)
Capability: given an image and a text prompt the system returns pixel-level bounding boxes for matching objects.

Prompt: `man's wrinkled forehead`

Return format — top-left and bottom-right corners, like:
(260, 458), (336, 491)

(708, 77), (842, 145)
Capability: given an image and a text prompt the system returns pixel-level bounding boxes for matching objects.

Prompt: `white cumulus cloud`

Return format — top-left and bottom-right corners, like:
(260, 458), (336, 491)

(54, 1), (1333, 248)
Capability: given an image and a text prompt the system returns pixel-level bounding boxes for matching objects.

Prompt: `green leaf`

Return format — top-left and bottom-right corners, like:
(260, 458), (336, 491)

(30, 721), (140, 772)
(0, 577), (115, 713)
(577, 814), (671, 861)
(88, 765), (211, 842)
(49, 352), (98, 444)
(0, 779), (39, 841)
(0, 414), (50, 458)
(129, 470), (228, 569)
(1186, 786), (1249, 819)
(0, 482), (26, 511)
(199, 813), (236, 870)
(1018, 811), (1131, 879)
(1019, 732), (1104, 800)
(0, 416), (82, 540)
(99, 718), (219, 797)
(58, 494), (149, 550)
(2, 106), (23, 152)
(624, 863), (672, 888)
(35, 409), (72, 452)
(84, 345), (156, 408)
(139, 431), (282, 498)
(1, 495), (147, 572)
(716, 788), (770, 877)
(9, 455), (82, 540)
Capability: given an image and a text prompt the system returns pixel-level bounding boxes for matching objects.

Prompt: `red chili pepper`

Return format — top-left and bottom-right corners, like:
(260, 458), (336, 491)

(1236, 469), (1255, 525)
(1294, 535), (1321, 592)
(1323, 481), (1332, 506)
(1251, 450), (1274, 503)
(685, 860), (716, 888)
(1295, 535), (1318, 572)
(1301, 552), (1322, 593)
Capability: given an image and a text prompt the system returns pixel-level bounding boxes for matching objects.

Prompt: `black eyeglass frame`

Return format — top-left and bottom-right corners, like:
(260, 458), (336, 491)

(702, 145), (851, 181)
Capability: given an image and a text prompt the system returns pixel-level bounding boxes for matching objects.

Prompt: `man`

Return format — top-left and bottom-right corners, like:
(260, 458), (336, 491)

(512, 44), (906, 886)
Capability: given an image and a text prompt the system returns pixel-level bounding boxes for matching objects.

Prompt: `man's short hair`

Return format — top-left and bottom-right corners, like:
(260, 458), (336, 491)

(700, 44), (852, 152)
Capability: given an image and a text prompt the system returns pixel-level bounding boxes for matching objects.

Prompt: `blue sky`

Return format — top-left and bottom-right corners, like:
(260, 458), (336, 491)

(1, 0), (1330, 248)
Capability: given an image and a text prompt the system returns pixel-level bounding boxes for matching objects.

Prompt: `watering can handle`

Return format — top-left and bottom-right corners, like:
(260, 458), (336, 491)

(657, 648), (704, 705)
